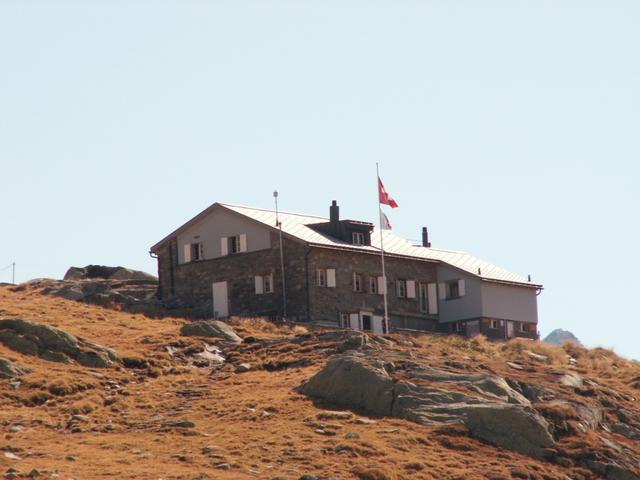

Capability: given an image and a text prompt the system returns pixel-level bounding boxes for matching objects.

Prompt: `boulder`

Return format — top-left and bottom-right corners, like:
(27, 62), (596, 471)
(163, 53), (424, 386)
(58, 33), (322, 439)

(0, 318), (117, 368)
(299, 353), (556, 460)
(63, 265), (156, 282)
(461, 404), (555, 459)
(0, 357), (26, 378)
(180, 320), (242, 344)
(298, 354), (394, 416)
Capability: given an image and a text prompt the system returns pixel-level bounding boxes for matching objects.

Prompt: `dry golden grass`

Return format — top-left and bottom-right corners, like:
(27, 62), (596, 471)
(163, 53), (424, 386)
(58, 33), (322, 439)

(1, 285), (639, 480)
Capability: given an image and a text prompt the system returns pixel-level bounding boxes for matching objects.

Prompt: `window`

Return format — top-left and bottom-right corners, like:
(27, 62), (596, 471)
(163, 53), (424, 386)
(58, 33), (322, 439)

(340, 313), (350, 328)
(191, 242), (203, 261)
(317, 269), (326, 287)
(490, 319), (499, 329)
(229, 235), (240, 254)
(221, 234), (247, 256)
(254, 274), (274, 294)
(440, 279), (466, 300)
(419, 283), (428, 312)
(263, 274), (273, 293)
(396, 279), (407, 298)
(449, 281), (459, 298)
(361, 314), (372, 331)
(519, 322), (528, 333)
(316, 268), (336, 287)
(352, 232), (365, 245)
(353, 273), (363, 292)
(454, 322), (463, 333)
(183, 242), (203, 263)
(369, 277), (378, 294)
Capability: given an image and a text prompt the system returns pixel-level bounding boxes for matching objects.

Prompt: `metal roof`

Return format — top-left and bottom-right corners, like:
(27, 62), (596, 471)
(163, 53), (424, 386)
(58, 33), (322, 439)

(220, 203), (541, 288)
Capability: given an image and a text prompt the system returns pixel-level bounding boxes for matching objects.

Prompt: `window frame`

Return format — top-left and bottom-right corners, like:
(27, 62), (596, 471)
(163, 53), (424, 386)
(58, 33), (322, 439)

(352, 232), (365, 245)
(368, 276), (378, 294)
(396, 279), (407, 298)
(317, 269), (327, 287)
(353, 272), (363, 292)
(490, 319), (499, 329)
(418, 283), (428, 312)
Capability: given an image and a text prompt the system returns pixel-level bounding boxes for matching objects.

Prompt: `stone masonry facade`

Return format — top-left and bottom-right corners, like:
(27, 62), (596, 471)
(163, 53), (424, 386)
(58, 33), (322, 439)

(154, 210), (539, 340)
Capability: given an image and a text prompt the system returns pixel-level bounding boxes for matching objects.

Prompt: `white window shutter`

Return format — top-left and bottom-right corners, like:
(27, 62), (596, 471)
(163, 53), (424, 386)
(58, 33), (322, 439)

(428, 283), (438, 314)
(239, 234), (248, 252)
(458, 279), (466, 297)
(438, 282), (447, 300)
(183, 244), (191, 263)
(254, 276), (264, 294)
(377, 276), (386, 295)
(349, 313), (360, 330)
(406, 280), (416, 299)
(327, 269), (336, 287)
(220, 237), (228, 256)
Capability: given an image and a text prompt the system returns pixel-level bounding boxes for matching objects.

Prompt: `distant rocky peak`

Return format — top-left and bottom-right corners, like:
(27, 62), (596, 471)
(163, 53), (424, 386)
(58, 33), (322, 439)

(543, 328), (582, 346)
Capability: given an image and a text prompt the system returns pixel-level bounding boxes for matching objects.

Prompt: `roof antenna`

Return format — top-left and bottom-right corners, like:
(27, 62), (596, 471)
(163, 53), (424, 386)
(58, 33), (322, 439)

(273, 191), (287, 321)
(528, 274), (532, 282)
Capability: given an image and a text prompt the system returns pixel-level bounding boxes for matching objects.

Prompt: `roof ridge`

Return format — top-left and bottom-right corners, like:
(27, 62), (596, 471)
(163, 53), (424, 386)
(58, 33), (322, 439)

(220, 202), (329, 221)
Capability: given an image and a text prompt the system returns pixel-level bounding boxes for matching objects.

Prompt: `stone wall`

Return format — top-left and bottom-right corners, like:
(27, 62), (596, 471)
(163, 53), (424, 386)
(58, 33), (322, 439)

(156, 233), (310, 319)
(155, 234), (538, 338)
(307, 248), (439, 328)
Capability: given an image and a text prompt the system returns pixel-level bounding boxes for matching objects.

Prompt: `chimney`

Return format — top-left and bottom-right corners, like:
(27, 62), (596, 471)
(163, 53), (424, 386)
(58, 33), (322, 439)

(330, 200), (339, 225)
(422, 227), (431, 248)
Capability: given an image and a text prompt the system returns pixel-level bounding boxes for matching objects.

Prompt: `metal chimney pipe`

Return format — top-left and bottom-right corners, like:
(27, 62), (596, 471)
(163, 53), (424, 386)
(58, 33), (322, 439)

(422, 227), (431, 248)
(330, 200), (339, 224)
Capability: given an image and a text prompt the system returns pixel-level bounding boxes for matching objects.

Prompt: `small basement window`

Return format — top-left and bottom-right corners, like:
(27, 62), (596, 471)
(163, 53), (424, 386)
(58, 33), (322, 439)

(490, 319), (499, 329)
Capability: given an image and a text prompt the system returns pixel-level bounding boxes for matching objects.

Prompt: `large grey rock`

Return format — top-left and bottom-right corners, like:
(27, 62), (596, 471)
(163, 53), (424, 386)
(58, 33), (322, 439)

(180, 320), (242, 344)
(0, 319), (80, 356)
(462, 404), (555, 459)
(63, 265), (156, 282)
(408, 366), (530, 406)
(299, 354), (394, 416)
(0, 318), (117, 368)
(0, 357), (26, 378)
(299, 353), (556, 460)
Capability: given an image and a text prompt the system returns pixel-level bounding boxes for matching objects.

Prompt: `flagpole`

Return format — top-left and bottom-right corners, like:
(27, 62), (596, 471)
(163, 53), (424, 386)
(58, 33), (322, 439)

(376, 163), (390, 334)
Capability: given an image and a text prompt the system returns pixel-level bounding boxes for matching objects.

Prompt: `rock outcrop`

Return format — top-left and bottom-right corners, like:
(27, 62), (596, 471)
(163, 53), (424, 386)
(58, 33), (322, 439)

(300, 352), (555, 459)
(0, 318), (118, 368)
(22, 265), (160, 316)
(180, 320), (242, 344)
(0, 356), (26, 378)
(63, 265), (156, 282)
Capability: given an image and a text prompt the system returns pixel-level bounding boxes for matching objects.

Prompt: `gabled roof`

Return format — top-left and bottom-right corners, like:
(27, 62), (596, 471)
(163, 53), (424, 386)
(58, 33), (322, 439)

(150, 202), (540, 289)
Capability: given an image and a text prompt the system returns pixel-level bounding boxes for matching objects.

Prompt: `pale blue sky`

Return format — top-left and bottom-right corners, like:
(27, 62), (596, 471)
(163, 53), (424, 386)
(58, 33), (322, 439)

(1, 2), (638, 357)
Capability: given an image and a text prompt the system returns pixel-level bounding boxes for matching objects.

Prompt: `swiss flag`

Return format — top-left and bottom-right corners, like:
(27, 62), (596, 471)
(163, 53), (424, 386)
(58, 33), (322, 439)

(378, 177), (399, 208)
(380, 210), (392, 230)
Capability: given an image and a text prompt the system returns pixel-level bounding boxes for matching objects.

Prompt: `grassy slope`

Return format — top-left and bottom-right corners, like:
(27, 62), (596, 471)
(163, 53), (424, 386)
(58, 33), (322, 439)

(1, 285), (639, 480)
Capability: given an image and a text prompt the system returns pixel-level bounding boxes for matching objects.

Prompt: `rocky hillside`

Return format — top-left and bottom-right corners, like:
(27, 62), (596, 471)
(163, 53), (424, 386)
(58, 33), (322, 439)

(1, 284), (639, 480)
